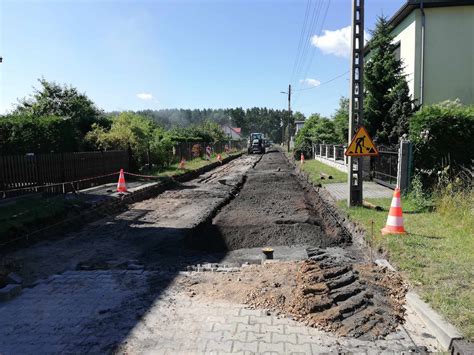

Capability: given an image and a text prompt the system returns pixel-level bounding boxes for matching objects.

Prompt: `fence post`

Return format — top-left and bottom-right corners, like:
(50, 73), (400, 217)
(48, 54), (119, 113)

(333, 146), (337, 161)
(397, 140), (413, 194)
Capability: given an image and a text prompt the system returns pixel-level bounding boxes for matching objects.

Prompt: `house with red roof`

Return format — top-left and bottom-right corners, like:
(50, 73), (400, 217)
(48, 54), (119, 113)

(221, 124), (242, 140)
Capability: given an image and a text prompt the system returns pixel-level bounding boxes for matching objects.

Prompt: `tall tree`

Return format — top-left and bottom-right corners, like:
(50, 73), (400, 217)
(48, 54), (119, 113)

(387, 80), (418, 144)
(364, 17), (415, 144)
(14, 78), (104, 137)
(333, 97), (349, 144)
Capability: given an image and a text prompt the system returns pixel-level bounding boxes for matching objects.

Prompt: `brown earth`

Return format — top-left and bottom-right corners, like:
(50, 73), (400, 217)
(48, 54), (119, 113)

(205, 150), (350, 251)
(182, 247), (408, 341)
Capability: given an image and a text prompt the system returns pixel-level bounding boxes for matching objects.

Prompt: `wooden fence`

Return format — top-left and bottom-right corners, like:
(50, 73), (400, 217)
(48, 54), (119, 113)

(174, 140), (245, 161)
(0, 151), (129, 197)
(0, 140), (246, 198)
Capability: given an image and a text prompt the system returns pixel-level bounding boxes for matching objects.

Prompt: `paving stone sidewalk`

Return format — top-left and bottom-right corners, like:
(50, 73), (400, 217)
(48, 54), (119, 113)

(323, 182), (393, 201)
(0, 270), (439, 354)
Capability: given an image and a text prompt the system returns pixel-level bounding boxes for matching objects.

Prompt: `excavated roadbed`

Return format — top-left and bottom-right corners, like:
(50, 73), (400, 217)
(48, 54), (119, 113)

(0, 149), (439, 353)
(201, 149), (350, 251)
(184, 149), (409, 341)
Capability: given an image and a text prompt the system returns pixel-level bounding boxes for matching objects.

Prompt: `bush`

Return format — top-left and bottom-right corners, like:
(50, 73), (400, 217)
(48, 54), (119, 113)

(406, 174), (434, 212)
(150, 130), (174, 168)
(293, 114), (338, 160)
(294, 138), (313, 159)
(0, 114), (77, 154)
(409, 101), (474, 188)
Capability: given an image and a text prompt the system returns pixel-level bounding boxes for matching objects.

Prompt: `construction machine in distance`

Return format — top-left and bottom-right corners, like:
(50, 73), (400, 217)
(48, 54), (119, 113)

(247, 133), (266, 154)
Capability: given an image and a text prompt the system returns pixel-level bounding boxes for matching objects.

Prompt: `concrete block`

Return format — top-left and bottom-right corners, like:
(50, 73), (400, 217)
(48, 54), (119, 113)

(406, 291), (463, 350)
(0, 284), (22, 302)
(374, 259), (396, 271)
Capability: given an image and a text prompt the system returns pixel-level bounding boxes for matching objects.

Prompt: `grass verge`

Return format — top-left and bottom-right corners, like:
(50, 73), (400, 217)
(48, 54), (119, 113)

(152, 152), (238, 177)
(0, 194), (88, 245)
(338, 192), (474, 341)
(301, 159), (347, 184)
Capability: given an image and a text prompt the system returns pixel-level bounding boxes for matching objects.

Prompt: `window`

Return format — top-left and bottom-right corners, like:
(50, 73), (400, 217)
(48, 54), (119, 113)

(393, 41), (401, 61)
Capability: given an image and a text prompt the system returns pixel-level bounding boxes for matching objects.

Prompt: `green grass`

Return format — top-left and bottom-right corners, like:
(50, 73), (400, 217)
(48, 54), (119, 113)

(301, 159), (347, 184)
(338, 192), (474, 341)
(0, 194), (88, 244)
(152, 152), (238, 177)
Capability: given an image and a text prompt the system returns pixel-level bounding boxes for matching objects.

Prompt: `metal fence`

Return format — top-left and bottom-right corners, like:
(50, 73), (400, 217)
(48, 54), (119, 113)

(371, 145), (399, 189)
(335, 146), (345, 161)
(314, 144), (346, 162)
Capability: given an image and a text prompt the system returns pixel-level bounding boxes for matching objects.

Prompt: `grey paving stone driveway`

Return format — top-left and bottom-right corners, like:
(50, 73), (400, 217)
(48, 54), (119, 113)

(0, 270), (427, 354)
(323, 182), (393, 201)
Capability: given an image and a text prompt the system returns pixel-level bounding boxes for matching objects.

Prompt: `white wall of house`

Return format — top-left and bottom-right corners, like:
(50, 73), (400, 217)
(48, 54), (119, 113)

(368, 5), (474, 106)
(423, 6), (474, 105)
(392, 11), (418, 101)
(295, 121), (305, 135)
(222, 125), (241, 140)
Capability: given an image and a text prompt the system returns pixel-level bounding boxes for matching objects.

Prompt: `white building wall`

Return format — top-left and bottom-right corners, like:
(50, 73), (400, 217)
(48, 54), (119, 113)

(423, 6), (474, 105)
(392, 11), (418, 101)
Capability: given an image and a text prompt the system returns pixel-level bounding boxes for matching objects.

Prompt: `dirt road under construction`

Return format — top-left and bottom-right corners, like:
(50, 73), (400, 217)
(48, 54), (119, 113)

(0, 149), (440, 353)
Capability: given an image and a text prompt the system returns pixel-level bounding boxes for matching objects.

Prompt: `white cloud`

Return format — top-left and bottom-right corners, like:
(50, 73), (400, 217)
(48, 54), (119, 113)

(311, 26), (370, 58)
(299, 78), (321, 87)
(136, 92), (154, 100)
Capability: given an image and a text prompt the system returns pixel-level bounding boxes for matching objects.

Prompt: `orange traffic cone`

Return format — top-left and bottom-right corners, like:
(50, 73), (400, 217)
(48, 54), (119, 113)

(179, 158), (186, 170)
(381, 187), (406, 235)
(217, 154), (222, 164)
(117, 169), (127, 193)
(300, 153), (305, 165)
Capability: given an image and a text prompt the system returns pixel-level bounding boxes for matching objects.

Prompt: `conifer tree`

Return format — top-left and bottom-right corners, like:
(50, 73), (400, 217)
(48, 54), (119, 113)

(364, 16), (416, 144)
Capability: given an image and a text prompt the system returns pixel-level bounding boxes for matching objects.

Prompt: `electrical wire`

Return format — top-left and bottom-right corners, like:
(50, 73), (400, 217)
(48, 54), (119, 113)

(290, 0), (312, 84)
(292, 0), (332, 108)
(294, 70), (349, 92)
(297, 0), (331, 89)
(294, 0), (324, 85)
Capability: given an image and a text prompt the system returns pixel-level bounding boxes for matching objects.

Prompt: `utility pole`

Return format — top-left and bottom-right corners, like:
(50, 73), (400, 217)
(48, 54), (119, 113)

(347, 0), (365, 207)
(287, 84), (292, 152)
(280, 84), (292, 150)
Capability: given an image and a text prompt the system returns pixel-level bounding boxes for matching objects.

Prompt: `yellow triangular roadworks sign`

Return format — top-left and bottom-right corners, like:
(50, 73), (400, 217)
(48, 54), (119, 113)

(345, 126), (379, 157)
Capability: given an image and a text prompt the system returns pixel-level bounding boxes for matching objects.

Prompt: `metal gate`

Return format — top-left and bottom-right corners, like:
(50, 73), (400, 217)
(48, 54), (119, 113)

(371, 145), (398, 189)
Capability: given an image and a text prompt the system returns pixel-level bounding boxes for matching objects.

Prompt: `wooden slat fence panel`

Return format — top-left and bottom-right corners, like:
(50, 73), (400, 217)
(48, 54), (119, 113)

(0, 150), (129, 197)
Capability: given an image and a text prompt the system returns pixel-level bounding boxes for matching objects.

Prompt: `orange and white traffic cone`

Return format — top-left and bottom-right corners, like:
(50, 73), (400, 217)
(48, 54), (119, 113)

(300, 153), (305, 165)
(179, 158), (186, 170)
(381, 187), (406, 235)
(217, 154), (222, 164)
(117, 169), (127, 193)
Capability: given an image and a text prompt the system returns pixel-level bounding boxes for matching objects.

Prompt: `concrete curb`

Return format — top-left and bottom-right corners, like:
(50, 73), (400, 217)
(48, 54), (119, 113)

(375, 259), (464, 351)
(406, 291), (463, 350)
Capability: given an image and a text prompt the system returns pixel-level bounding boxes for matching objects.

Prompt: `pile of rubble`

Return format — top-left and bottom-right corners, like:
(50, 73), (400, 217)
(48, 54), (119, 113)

(243, 248), (408, 340)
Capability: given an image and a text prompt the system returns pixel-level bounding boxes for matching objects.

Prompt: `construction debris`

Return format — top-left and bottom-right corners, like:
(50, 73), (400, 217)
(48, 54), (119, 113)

(184, 248), (408, 341)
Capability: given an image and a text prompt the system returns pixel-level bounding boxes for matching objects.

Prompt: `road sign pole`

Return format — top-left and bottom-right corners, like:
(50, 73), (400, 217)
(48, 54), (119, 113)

(347, 0), (365, 207)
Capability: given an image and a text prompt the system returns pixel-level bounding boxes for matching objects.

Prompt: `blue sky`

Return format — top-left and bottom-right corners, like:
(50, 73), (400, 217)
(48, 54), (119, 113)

(0, 0), (405, 118)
